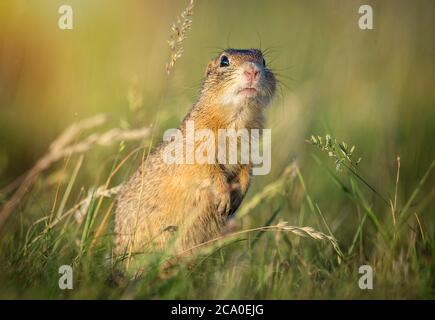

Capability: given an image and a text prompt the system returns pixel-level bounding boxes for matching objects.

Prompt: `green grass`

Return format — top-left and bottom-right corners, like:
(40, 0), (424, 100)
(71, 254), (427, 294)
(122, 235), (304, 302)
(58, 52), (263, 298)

(0, 137), (433, 299)
(0, 0), (434, 299)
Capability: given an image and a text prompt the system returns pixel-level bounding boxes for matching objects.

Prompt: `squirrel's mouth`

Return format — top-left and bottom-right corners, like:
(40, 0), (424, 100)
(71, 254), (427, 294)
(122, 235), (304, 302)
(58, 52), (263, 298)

(237, 87), (258, 97)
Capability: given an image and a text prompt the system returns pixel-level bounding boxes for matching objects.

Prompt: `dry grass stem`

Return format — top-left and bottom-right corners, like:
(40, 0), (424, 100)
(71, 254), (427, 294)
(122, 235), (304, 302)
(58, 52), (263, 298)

(166, 0), (194, 75)
(0, 114), (151, 231)
(174, 221), (342, 260)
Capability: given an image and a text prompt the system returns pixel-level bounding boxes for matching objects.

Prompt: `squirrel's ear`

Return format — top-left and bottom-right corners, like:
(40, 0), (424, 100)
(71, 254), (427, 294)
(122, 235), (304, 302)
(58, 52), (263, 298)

(205, 60), (215, 77)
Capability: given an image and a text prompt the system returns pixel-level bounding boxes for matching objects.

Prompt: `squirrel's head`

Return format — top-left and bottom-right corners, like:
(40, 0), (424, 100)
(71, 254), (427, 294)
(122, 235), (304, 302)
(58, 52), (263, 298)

(202, 49), (276, 109)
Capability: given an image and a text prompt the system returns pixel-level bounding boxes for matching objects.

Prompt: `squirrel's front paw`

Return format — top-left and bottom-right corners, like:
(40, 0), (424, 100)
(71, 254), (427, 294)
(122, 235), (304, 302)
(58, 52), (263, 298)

(216, 191), (231, 220)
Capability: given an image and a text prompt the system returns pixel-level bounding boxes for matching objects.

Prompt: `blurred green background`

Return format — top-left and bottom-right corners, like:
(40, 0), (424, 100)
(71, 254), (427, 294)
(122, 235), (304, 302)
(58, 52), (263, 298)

(0, 0), (434, 235)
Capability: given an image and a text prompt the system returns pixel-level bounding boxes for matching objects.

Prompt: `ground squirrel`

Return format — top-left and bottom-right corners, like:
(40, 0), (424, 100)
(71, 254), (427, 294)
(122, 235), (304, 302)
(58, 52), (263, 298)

(115, 49), (276, 256)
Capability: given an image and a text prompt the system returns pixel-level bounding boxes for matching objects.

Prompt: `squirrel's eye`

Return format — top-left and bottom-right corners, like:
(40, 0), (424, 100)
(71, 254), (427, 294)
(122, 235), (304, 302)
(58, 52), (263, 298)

(220, 55), (230, 67)
(263, 58), (266, 67)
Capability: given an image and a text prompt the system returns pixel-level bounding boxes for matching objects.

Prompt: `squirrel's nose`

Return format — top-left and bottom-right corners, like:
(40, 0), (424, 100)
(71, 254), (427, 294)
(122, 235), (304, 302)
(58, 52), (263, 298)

(243, 65), (260, 83)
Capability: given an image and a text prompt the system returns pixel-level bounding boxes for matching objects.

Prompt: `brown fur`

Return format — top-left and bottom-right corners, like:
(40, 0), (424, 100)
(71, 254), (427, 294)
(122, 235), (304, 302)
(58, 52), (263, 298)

(115, 49), (276, 257)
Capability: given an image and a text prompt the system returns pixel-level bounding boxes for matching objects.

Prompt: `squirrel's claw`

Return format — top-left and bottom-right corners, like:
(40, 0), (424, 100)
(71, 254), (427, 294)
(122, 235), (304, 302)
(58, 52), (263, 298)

(216, 191), (231, 220)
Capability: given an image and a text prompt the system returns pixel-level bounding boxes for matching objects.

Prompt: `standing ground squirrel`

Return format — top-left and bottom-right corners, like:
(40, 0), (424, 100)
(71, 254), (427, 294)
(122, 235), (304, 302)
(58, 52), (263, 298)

(115, 49), (276, 256)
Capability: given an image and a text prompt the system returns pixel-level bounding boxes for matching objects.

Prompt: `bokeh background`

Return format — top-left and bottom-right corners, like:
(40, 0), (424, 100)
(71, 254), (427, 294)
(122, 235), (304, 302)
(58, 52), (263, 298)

(0, 0), (434, 298)
(1, 0), (434, 187)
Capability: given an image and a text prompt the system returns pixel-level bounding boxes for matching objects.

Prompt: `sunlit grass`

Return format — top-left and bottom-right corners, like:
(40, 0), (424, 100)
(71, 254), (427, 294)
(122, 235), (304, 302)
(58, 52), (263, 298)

(0, 0), (434, 299)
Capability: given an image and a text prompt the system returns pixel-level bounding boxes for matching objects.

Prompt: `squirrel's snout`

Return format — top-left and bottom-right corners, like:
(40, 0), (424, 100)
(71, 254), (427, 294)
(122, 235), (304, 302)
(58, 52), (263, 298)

(242, 63), (261, 85)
